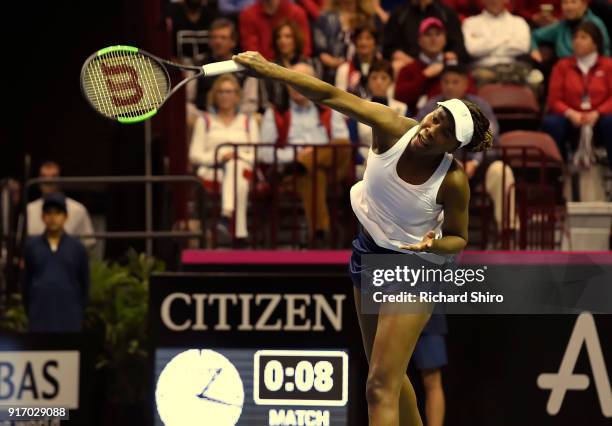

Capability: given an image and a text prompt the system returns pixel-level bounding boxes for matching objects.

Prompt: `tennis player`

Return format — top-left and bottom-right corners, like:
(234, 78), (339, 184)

(234, 51), (492, 426)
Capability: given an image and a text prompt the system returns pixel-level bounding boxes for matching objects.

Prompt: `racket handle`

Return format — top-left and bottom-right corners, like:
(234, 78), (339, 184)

(202, 60), (245, 77)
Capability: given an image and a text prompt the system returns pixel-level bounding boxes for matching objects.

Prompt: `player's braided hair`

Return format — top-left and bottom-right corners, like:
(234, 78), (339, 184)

(461, 100), (493, 152)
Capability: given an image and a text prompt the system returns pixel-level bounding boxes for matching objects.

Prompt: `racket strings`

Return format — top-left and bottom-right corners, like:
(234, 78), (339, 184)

(82, 50), (169, 120)
(111, 51), (166, 117)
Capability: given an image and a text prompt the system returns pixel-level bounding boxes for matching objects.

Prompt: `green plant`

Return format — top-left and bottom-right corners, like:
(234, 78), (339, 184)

(0, 293), (27, 332)
(0, 249), (163, 404)
(85, 248), (165, 404)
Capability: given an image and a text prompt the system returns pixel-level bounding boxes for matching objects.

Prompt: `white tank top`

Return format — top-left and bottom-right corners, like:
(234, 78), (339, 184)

(350, 125), (453, 264)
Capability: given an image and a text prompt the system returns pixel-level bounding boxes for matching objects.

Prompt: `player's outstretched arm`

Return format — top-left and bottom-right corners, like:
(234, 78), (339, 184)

(233, 52), (417, 145)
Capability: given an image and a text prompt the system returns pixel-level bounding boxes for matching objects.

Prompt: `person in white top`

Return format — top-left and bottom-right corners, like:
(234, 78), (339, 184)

(462, 0), (534, 85)
(235, 51), (493, 426)
(189, 74), (259, 243)
(27, 161), (95, 250)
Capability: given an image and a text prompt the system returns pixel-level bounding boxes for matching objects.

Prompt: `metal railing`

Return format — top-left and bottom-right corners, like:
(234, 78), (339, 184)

(196, 142), (567, 250)
(201, 142), (364, 249)
(14, 142), (568, 259)
(455, 145), (565, 250)
(23, 175), (208, 252)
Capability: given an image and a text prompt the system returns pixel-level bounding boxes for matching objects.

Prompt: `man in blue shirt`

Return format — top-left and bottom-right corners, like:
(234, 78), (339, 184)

(531, 0), (610, 60)
(23, 192), (89, 332)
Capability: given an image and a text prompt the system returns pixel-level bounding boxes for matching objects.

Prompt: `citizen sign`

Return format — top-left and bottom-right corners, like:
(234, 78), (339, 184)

(160, 293), (346, 332)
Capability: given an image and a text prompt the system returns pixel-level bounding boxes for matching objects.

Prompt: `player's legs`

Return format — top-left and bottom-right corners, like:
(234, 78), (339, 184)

(367, 305), (431, 426)
(354, 288), (429, 426)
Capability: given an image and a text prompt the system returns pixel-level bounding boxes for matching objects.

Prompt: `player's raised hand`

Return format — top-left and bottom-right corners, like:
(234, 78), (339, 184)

(399, 230), (436, 252)
(233, 51), (276, 79)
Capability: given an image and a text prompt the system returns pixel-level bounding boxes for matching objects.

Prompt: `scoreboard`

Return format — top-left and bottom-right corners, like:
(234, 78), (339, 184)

(253, 350), (348, 407)
(149, 272), (366, 426)
(149, 253), (612, 426)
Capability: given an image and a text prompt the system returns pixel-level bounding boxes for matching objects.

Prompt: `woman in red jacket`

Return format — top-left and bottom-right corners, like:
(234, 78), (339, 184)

(542, 20), (612, 168)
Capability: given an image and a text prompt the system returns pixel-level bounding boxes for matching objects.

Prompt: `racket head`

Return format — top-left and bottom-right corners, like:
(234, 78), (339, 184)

(80, 46), (171, 123)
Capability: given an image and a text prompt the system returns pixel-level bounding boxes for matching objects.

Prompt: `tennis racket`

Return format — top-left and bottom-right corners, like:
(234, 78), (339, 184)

(80, 45), (244, 124)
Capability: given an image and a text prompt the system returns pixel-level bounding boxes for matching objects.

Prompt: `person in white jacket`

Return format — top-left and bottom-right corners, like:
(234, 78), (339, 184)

(462, 0), (534, 86)
(189, 74), (259, 243)
(27, 161), (95, 250)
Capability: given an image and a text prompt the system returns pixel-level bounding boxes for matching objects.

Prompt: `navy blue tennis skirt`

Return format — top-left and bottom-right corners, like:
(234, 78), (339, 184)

(349, 230), (398, 289)
(349, 230), (448, 337)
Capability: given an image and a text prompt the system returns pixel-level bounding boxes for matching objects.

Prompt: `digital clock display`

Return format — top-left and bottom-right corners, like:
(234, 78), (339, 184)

(254, 350), (348, 406)
(154, 348), (349, 426)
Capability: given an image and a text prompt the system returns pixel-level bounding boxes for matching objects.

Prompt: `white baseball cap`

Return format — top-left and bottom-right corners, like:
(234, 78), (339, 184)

(437, 99), (474, 148)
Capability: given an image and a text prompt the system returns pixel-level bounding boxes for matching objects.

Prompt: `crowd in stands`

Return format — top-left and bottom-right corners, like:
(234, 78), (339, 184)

(5, 0), (612, 333)
(166, 0), (611, 245)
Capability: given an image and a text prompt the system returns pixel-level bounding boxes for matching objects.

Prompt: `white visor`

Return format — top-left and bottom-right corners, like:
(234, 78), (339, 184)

(437, 99), (474, 148)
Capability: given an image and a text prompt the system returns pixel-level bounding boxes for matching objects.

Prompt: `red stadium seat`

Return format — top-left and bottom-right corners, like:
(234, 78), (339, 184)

(478, 84), (540, 130)
(499, 130), (563, 167)
(497, 131), (566, 250)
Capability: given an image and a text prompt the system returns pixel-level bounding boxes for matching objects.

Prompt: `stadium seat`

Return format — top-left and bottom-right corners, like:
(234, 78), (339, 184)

(499, 130), (563, 168)
(478, 84), (540, 131)
(498, 131), (566, 250)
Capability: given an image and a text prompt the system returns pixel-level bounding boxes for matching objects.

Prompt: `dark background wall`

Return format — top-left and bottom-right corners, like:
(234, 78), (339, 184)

(1, 1), (186, 257)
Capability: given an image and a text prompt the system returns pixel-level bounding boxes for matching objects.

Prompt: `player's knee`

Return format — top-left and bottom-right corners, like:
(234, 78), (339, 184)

(365, 368), (398, 406)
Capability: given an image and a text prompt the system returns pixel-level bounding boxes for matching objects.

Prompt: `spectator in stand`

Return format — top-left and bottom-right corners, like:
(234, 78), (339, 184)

(27, 162), (95, 250)
(262, 20), (322, 110)
(259, 63), (351, 244)
(382, 0), (469, 75)
(335, 22), (382, 98)
(417, 65), (498, 142)
(417, 64), (498, 175)
(194, 19), (240, 112)
(166, 0), (218, 65)
(512, 0), (561, 27)
(371, 0), (397, 24)
(417, 65), (517, 230)
(191, 18), (259, 125)
(313, 0), (379, 84)
(347, 60), (408, 175)
(394, 17), (458, 113)
(169, 1), (220, 134)
(189, 75), (260, 245)
(542, 21), (612, 168)
(239, 0), (311, 60)
(217, 0), (256, 16)
(462, 0), (533, 86)
(23, 193), (89, 332)
(442, 0), (483, 20)
(531, 0), (610, 62)
(296, 0), (326, 21)
(378, 0), (479, 21)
